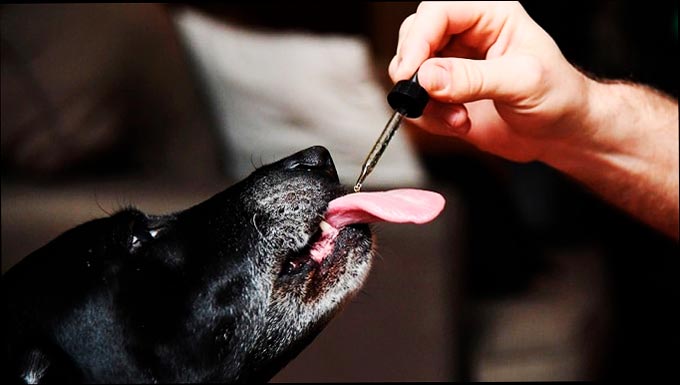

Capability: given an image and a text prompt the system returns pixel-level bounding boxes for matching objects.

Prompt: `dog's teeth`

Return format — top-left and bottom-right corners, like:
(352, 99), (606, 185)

(319, 220), (332, 233)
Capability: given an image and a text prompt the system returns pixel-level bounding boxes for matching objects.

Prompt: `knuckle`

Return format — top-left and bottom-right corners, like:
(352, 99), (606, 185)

(398, 13), (416, 41)
(416, 1), (431, 13)
(494, 1), (523, 19)
(503, 1), (523, 13)
(416, 1), (442, 17)
(459, 61), (485, 100)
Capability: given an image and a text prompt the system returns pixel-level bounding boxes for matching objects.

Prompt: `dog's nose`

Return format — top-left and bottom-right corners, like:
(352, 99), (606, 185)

(283, 146), (339, 181)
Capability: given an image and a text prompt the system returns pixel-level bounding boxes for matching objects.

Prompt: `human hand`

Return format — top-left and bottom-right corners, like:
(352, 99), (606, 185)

(390, 1), (679, 239)
(389, 1), (594, 162)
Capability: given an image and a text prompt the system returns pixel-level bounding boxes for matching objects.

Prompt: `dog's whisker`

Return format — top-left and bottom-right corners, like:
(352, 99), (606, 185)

(357, 288), (372, 300)
(372, 249), (385, 263)
(93, 192), (113, 217)
(252, 213), (274, 250)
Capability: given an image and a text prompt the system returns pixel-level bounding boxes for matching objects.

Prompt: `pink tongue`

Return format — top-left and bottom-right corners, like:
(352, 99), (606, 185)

(325, 189), (445, 228)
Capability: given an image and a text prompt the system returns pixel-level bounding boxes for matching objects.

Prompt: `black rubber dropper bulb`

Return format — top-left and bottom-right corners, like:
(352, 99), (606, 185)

(387, 73), (430, 118)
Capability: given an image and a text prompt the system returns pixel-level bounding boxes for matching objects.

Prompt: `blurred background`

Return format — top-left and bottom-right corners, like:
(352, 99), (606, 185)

(1, 2), (678, 381)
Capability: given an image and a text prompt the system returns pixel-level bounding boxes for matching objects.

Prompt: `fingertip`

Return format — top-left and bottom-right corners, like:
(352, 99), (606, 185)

(393, 61), (411, 83)
(421, 102), (471, 136)
(453, 114), (472, 136)
(439, 104), (471, 135)
(388, 55), (401, 82)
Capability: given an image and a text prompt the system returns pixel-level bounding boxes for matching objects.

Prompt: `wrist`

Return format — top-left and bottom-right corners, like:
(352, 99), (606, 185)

(538, 78), (634, 173)
(536, 78), (679, 238)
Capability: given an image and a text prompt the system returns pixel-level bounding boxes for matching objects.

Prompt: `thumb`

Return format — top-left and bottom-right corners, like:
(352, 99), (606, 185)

(418, 55), (544, 104)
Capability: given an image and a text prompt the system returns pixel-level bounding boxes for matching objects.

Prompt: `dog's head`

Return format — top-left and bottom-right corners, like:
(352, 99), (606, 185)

(3, 146), (373, 383)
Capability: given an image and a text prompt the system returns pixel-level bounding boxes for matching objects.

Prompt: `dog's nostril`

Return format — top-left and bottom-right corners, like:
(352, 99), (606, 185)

(288, 161), (325, 171)
(283, 146), (338, 180)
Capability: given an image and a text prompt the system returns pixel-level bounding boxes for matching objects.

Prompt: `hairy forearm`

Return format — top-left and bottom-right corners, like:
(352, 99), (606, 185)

(542, 79), (679, 239)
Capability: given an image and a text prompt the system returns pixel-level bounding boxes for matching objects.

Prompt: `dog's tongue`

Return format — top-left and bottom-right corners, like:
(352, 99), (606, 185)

(325, 189), (445, 228)
(309, 189), (445, 264)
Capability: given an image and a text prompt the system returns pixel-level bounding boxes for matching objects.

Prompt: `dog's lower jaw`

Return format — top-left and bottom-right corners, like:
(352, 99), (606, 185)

(241, 244), (373, 383)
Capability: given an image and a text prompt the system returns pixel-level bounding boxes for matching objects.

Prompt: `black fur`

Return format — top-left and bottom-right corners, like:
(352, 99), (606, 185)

(2, 146), (373, 383)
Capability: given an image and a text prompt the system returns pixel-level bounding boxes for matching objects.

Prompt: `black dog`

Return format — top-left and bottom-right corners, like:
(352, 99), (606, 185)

(2, 146), (373, 383)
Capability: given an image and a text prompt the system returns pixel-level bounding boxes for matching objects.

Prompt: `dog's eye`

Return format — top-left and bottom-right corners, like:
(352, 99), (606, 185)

(131, 235), (142, 249)
(129, 221), (162, 252)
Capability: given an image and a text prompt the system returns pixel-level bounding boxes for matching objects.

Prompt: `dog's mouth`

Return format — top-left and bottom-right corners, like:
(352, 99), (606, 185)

(279, 223), (330, 276)
(279, 189), (446, 277)
(279, 218), (363, 278)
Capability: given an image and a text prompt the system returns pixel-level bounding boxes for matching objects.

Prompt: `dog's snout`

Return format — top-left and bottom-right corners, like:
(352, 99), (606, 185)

(282, 146), (338, 181)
